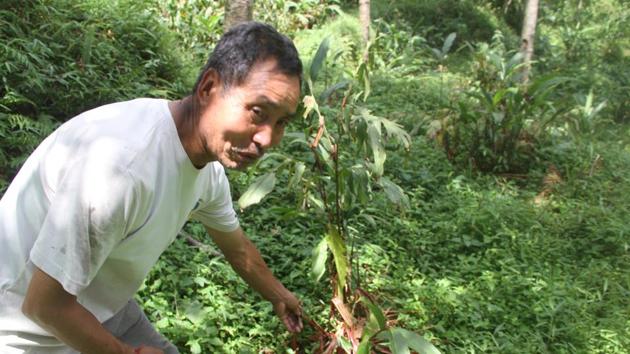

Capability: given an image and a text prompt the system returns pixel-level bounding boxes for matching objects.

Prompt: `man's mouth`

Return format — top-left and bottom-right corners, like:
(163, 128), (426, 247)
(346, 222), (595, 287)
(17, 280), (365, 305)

(230, 148), (261, 163)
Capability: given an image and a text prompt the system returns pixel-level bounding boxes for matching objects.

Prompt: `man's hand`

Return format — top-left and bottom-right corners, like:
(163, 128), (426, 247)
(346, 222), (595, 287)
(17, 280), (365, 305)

(272, 292), (303, 333)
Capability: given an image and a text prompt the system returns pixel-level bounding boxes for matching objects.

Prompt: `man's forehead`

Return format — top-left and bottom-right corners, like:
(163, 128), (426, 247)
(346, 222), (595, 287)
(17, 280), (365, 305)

(246, 74), (300, 100)
(243, 59), (300, 85)
(252, 94), (298, 115)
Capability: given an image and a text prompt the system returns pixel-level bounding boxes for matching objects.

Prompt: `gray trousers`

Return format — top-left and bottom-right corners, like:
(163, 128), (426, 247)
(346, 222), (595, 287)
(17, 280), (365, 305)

(0, 300), (179, 354)
(102, 300), (179, 354)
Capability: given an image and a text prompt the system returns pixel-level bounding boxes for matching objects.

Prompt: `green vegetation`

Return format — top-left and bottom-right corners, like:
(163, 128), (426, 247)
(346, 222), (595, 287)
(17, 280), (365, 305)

(1, 0), (628, 352)
(0, 0), (192, 190)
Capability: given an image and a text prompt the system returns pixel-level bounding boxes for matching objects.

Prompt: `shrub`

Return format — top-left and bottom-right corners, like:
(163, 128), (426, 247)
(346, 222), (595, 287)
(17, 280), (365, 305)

(372, 0), (514, 47)
(0, 0), (192, 120)
(426, 33), (575, 174)
(0, 0), (193, 190)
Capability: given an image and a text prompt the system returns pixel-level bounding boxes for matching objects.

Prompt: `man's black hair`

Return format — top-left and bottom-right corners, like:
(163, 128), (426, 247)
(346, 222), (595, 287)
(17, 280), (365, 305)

(193, 22), (302, 93)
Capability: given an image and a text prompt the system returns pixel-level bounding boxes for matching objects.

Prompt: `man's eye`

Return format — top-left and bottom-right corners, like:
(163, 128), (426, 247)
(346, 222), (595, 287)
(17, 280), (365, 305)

(251, 107), (265, 121)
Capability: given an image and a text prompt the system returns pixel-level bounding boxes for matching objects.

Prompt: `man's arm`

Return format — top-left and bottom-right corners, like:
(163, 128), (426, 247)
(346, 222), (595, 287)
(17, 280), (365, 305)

(205, 226), (303, 332)
(22, 267), (163, 354)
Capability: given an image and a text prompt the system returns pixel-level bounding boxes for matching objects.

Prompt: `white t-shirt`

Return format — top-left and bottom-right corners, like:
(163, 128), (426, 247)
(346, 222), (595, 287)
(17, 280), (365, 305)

(0, 98), (239, 347)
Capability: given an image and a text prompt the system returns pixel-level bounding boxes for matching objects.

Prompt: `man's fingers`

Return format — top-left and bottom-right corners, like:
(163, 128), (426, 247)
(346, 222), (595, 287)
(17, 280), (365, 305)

(285, 314), (296, 332)
(284, 311), (302, 333)
(273, 295), (303, 332)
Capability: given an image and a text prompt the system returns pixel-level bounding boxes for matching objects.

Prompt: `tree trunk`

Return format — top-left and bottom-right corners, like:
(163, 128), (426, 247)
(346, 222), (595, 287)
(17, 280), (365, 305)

(359, 0), (370, 61)
(225, 0), (253, 31)
(520, 0), (538, 84)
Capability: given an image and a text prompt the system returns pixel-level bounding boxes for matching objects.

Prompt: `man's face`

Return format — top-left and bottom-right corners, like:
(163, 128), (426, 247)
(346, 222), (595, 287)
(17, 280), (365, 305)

(197, 59), (301, 170)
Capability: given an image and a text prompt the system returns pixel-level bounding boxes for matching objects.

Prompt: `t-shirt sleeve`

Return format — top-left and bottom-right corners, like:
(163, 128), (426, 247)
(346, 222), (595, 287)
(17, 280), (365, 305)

(30, 154), (137, 296)
(190, 167), (240, 232)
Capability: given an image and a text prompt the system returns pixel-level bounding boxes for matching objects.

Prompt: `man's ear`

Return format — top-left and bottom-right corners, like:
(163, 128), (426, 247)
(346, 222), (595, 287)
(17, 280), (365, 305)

(196, 69), (222, 105)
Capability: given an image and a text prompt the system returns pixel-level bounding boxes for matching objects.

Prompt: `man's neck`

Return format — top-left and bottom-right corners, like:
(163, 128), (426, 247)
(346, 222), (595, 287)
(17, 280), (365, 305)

(168, 96), (209, 169)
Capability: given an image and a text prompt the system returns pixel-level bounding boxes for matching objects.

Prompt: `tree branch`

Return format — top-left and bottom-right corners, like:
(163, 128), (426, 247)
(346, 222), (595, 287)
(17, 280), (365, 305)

(179, 229), (223, 258)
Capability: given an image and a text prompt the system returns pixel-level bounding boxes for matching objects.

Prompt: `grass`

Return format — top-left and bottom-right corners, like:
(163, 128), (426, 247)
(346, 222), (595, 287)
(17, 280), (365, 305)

(139, 134), (630, 353)
(137, 4), (630, 351)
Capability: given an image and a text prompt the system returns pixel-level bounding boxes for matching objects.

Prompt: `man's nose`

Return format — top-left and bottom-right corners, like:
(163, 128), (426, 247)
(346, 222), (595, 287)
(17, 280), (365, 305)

(252, 124), (276, 150)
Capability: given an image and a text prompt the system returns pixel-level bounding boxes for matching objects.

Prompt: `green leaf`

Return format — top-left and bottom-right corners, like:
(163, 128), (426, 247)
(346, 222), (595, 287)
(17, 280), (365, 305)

(377, 330), (409, 354)
(238, 172), (276, 209)
(285, 132), (310, 148)
(361, 296), (387, 331)
(288, 162), (305, 190)
(391, 329), (411, 354)
(307, 194), (325, 212)
(81, 27), (95, 65)
(506, 51), (525, 73)
(155, 317), (170, 329)
(431, 47), (443, 60)
(442, 32), (456, 55)
(380, 178), (409, 208)
(529, 75), (572, 107)
(337, 336), (352, 352)
(319, 80), (350, 103)
(492, 89), (508, 106)
(391, 328), (441, 354)
(187, 339), (202, 354)
(351, 165), (370, 205)
(184, 300), (204, 324)
(208, 337), (223, 346)
(357, 336), (371, 354)
(310, 37), (330, 83)
(368, 124), (385, 177)
(311, 237), (328, 281)
(380, 118), (411, 149)
(325, 225), (348, 295)
(356, 61), (371, 100)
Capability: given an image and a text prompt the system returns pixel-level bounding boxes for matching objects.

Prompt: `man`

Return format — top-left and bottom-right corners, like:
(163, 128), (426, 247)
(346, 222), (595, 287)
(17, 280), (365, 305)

(0, 22), (303, 353)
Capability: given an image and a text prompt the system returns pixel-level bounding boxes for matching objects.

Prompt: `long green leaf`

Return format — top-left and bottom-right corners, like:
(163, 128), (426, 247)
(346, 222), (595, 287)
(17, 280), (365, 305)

(442, 32), (456, 55)
(357, 337), (371, 354)
(360, 297), (387, 331)
(325, 225), (348, 295)
(367, 124), (385, 177)
(319, 80), (350, 103)
(238, 172), (276, 209)
(310, 37), (330, 83)
(288, 162), (305, 190)
(356, 61), (371, 100)
(311, 237), (328, 281)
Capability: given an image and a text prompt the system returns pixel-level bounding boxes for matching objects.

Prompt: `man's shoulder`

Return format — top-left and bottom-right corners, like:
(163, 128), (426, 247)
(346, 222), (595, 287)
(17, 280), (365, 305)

(74, 98), (169, 128)
(45, 98), (173, 176)
(65, 98), (170, 148)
